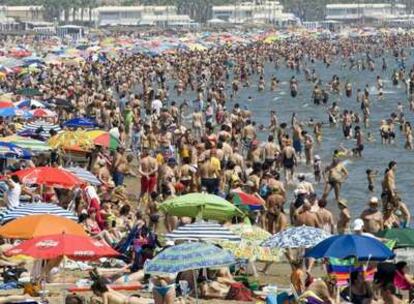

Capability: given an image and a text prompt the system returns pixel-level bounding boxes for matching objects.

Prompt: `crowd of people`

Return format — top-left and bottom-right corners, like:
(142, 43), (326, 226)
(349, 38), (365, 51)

(0, 30), (413, 303)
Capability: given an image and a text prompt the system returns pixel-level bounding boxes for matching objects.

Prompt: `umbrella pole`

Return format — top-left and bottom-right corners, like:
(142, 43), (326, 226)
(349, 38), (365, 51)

(193, 270), (199, 304)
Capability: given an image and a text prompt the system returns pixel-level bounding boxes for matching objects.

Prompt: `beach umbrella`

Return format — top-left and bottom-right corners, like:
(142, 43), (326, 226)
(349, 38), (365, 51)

(47, 98), (74, 110)
(86, 130), (120, 150)
(29, 108), (56, 118)
(0, 107), (32, 119)
(305, 234), (395, 261)
(377, 228), (414, 248)
(16, 88), (41, 97)
(229, 224), (271, 242)
(15, 99), (45, 109)
(216, 239), (281, 262)
(21, 120), (61, 137)
(6, 234), (118, 261)
(217, 224), (281, 262)
(0, 100), (13, 109)
(62, 117), (97, 129)
(144, 242), (235, 275)
(159, 193), (245, 222)
(0, 203), (77, 224)
(14, 166), (82, 188)
(1, 135), (50, 152)
(261, 226), (331, 249)
(22, 56), (45, 65)
(0, 142), (32, 159)
(0, 214), (87, 239)
(231, 189), (264, 212)
(66, 167), (102, 186)
(165, 222), (242, 242)
(48, 130), (94, 151)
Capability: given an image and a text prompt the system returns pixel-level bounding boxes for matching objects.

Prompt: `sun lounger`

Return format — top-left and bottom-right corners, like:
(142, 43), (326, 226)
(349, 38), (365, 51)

(67, 283), (143, 293)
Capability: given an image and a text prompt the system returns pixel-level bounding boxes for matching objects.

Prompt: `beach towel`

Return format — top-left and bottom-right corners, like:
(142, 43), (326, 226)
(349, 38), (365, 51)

(114, 224), (138, 262)
(327, 258), (376, 287)
(225, 282), (253, 302)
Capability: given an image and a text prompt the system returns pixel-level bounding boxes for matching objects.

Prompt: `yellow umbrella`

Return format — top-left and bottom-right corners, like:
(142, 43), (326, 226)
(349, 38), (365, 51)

(86, 130), (106, 140)
(48, 130), (94, 151)
(216, 239), (281, 262)
(188, 43), (207, 51)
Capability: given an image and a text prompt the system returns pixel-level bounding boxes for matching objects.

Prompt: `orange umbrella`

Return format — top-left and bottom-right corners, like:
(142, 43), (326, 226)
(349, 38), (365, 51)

(0, 214), (87, 239)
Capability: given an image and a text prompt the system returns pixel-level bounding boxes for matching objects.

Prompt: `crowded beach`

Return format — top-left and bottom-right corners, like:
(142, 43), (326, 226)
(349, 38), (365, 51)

(0, 27), (412, 304)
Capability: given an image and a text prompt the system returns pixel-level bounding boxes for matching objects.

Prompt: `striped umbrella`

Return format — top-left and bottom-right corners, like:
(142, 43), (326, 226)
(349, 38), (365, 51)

(0, 203), (78, 223)
(1, 135), (50, 152)
(29, 109), (57, 118)
(66, 167), (102, 186)
(165, 222), (241, 242)
(144, 242), (235, 275)
(21, 120), (61, 138)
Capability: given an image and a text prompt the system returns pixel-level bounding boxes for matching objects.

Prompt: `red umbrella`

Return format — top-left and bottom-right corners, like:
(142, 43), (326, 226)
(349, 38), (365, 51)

(14, 166), (82, 188)
(0, 101), (13, 109)
(6, 234), (119, 261)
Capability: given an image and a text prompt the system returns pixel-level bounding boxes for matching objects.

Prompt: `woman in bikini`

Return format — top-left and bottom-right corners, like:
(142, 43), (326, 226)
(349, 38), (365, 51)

(91, 277), (152, 304)
(151, 274), (176, 304)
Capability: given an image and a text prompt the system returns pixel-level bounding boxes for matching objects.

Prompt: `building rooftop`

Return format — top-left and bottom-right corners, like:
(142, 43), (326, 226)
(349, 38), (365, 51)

(96, 6), (176, 12)
(326, 3), (406, 9)
(1, 6), (44, 11)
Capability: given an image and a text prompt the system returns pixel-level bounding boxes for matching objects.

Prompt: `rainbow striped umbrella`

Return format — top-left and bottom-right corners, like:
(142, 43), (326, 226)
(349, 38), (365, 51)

(232, 189), (264, 211)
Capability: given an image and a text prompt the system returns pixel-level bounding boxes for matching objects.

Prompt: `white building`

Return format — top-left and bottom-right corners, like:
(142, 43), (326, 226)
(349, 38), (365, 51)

(95, 6), (194, 27)
(212, 1), (297, 26)
(326, 3), (408, 22)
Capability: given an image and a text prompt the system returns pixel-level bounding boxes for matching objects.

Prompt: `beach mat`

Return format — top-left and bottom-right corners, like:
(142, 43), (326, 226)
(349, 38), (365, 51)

(68, 283), (142, 293)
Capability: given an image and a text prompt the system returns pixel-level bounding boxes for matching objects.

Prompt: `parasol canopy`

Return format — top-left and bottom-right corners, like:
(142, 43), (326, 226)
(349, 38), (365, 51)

(14, 166), (82, 188)
(144, 242), (235, 275)
(6, 234), (118, 261)
(159, 193), (245, 222)
(305, 234), (395, 261)
(0, 214), (87, 239)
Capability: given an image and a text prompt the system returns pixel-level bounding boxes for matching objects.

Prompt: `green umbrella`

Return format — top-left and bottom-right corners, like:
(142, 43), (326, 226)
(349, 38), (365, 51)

(377, 228), (414, 248)
(159, 193), (245, 222)
(16, 88), (41, 97)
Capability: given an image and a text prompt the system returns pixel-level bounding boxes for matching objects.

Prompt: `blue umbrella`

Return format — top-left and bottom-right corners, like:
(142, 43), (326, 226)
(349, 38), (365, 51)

(0, 142), (32, 159)
(15, 99), (45, 109)
(0, 108), (32, 119)
(144, 242), (235, 275)
(63, 117), (98, 129)
(305, 234), (395, 261)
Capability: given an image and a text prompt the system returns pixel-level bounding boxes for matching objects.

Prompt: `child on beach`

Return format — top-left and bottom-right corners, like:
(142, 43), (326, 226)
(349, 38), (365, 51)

(366, 169), (378, 192)
(313, 155), (322, 183)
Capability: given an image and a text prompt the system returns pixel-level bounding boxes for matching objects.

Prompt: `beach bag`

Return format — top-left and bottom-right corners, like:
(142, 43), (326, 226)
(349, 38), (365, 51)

(225, 282), (253, 302)
(23, 282), (41, 297)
